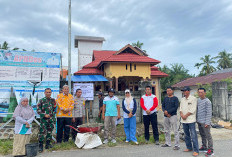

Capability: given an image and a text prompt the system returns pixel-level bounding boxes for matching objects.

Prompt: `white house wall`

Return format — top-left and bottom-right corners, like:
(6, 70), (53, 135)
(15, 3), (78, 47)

(78, 41), (103, 70)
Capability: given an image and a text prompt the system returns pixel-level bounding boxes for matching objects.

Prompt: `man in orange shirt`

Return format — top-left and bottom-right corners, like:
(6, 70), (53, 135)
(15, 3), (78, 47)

(56, 85), (74, 143)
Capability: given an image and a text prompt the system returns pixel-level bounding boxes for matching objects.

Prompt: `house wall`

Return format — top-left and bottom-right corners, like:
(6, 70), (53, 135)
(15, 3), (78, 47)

(105, 63), (151, 79)
(104, 64), (111, 78)
(77, 40), (103, 70)
(151, 77), (161, 106)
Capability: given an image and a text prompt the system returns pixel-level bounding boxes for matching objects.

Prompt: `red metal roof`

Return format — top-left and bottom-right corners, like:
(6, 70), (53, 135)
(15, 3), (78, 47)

(74, 68), (103, 75)
(172, 72), (232, 88)
(101, 53), (160, 64)
(151, 66), (169, 77)
(83, 50), (116, 68)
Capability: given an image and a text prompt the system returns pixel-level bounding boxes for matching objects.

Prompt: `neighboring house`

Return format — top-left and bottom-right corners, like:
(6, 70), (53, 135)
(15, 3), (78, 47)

(72, 44), (168, 104)
(172, 68), (232, 100)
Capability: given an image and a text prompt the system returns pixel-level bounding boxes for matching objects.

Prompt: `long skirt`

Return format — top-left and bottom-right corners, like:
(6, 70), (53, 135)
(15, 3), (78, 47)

(12, 134), (31, 156)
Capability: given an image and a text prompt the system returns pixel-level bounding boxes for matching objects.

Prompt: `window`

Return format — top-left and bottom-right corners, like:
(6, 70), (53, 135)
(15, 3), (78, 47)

(126, 64), (128, 70)
(130, 63), (132, 72)
(134, 64), (136, 70)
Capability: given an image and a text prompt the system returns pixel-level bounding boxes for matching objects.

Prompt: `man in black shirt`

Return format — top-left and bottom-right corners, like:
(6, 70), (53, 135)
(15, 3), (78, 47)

(97, 92), (104, 123)
(161, 87), (180, 150)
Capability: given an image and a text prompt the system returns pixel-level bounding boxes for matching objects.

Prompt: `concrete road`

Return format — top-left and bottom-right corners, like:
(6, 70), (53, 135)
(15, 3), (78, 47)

(34, 140), (231, 157)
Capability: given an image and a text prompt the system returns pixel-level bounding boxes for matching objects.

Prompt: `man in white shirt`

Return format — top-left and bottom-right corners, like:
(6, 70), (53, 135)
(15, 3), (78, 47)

(180, 86), (199, 156)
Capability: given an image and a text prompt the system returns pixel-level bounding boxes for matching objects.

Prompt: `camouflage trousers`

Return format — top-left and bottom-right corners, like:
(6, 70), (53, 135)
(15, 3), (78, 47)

(38, 118), (54, 143)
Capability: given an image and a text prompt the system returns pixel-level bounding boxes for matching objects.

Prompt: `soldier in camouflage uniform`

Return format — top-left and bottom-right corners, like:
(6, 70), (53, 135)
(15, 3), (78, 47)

(37, 88), (56, 153)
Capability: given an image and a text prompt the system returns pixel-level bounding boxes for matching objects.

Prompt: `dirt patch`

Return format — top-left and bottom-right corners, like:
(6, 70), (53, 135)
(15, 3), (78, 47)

(211, 128), (232, 140)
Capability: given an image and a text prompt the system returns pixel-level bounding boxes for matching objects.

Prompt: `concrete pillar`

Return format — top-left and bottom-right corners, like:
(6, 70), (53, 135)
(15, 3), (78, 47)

(212, 81), (229, 120)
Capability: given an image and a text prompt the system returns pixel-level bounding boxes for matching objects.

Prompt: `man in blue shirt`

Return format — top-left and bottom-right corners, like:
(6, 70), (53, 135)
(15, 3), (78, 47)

(102, 88), (121, 144)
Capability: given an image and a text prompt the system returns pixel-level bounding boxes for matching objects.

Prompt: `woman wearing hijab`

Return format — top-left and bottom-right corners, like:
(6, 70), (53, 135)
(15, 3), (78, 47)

(122, 89), (138, 144)
(12, 97), (35, 156)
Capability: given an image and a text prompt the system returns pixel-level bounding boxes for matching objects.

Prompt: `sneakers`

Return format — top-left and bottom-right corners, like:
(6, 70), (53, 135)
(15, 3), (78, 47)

(111, 139), (116, 143)
(161, 144), (171, 147)
(173, 146), (180, 150)
(199, 146), (207, 152)
(192, 152), (199, 156)
(205, 149), (214, 156)
(155, 141), (160, 145)
(133, 141), (139, 145)
(125, 140), (129, 143)
(103, 139), (108, 144)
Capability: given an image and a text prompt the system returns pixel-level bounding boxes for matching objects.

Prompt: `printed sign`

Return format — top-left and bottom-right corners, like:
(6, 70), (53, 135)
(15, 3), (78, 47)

(0, 50), (61, 117)
(73, 83), (94, 100)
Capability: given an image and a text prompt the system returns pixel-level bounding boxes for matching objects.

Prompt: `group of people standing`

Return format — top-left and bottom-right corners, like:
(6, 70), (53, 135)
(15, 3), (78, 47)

(11, 84), (214, 157)
(162, 86), (214, 156)
(12, 85), (86, 156)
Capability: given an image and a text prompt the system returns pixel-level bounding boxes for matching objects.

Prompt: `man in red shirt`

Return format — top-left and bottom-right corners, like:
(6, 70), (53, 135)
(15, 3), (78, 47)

(140, 86), (159, 145)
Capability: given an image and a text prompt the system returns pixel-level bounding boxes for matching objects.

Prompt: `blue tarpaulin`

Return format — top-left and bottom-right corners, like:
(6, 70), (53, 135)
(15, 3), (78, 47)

(66, 75), (108, 82)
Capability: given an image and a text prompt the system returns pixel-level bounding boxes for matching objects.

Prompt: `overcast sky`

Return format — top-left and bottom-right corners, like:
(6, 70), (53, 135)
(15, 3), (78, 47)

(1, 0), (232, 75)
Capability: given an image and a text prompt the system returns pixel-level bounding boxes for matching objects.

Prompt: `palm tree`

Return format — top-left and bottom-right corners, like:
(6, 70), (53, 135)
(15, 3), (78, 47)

(158, 63), (191, 90)
(132, 41), (144, 49)
(170, 63), (191, 84)
(0, 41), (28, 51)
(0, 41), (9, 50)
(215, 50), (232, 69)
(195, 55), (216, 76)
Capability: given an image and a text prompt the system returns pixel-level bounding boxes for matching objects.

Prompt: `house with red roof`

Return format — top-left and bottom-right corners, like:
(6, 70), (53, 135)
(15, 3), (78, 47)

(73, 44), (168, 102)
(172, 68), (232, 99)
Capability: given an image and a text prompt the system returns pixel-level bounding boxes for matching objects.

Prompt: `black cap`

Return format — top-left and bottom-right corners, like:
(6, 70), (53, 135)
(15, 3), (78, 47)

(181, 86), (191, 91)
(98, 92), (103, 96)
(108, 88), (115, 93)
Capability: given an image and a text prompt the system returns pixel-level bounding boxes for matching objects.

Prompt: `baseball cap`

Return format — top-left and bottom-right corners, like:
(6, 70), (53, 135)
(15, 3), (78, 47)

(181, 86), (191, 91)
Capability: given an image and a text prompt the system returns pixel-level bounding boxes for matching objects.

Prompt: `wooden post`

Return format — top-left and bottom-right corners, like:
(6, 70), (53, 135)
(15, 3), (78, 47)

(115, 77), (118, 91)
(110, 79), (113, 88)
(90, 100), (93, 116)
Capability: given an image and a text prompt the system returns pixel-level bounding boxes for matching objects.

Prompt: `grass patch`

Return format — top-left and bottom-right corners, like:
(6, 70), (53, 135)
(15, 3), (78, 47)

(0, 139), (13, 155)
(49, 141), (76, 151)
(107, 142), (117, 147)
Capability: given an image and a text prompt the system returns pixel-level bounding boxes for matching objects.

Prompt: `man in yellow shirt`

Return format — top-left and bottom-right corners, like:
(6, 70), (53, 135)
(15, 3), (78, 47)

(56, 85), (74, 143)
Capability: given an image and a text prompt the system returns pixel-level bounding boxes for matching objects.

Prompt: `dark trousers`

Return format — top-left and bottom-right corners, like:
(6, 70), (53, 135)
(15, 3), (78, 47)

(197, 122), (213, 151)
(71, 117), (83, 141)
(56, 117), (72, 143)
(143, 112), (159, 141)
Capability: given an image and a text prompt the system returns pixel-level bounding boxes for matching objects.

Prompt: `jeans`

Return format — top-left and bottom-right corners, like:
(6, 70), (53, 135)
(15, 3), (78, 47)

(124, 116), (137, 142)
(183, 122), (199, 153)
(56, 117), (72, 143)
(143, 112), (159, 141)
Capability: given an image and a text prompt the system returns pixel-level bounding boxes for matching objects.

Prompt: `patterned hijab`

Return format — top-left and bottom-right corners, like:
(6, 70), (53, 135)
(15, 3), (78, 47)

(13, 97), (35, 120)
